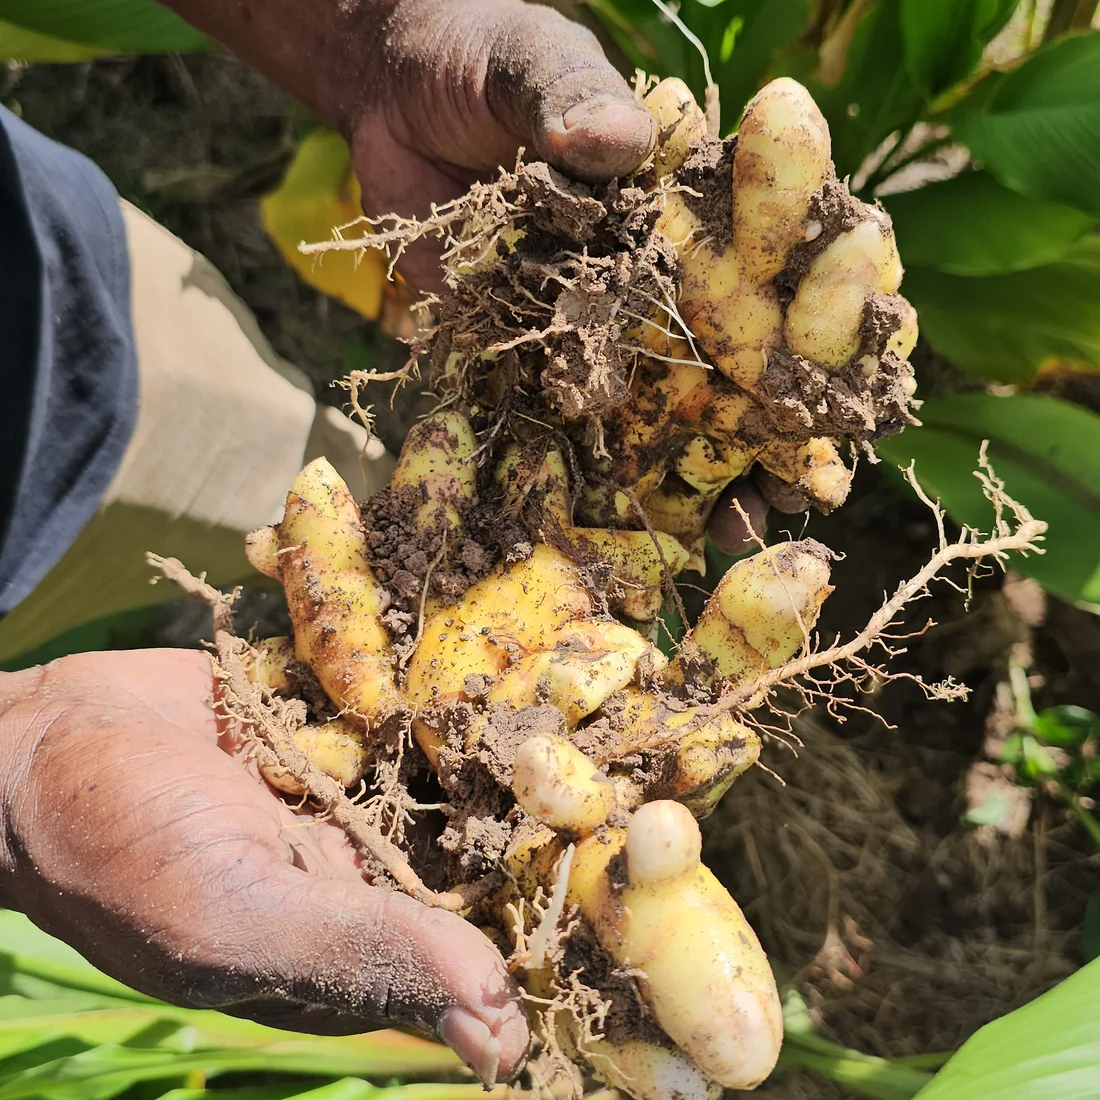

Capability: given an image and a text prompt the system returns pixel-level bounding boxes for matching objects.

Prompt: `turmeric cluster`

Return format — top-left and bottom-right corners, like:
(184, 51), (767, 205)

(239, 77), (916, 1098)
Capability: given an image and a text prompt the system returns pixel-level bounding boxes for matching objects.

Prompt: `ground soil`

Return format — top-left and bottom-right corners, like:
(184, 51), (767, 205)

(7, 49), (1100, 1100)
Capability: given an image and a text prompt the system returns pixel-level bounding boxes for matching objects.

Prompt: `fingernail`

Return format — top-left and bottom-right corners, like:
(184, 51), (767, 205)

(551, 97), (656, 181)
(439, 1006), (503, 1089)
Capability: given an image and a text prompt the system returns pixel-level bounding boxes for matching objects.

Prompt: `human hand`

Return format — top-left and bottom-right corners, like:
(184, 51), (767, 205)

(0, 649), (528, 1085)
(348, 0), (656, 289)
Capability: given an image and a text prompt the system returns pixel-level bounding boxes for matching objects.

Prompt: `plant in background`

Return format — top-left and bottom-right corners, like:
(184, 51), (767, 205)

(2, 2), (1100, 1099)
(966, 658), (1100, 965)
(3, 1), (1097, 611)
(586, 0), (1100, 612)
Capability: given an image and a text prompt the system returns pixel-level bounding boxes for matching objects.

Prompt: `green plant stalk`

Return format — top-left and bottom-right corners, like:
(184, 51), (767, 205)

(780, 1032), (935, 1100)
(1007, 660), (1100, 851)
(1008, 661), (1039, 727)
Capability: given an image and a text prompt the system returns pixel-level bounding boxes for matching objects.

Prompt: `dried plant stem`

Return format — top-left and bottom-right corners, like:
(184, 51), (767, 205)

(714, 456), (1046, 717)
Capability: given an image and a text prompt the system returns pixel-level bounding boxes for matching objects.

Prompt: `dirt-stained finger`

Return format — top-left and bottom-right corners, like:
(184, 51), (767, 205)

(484, 4), (655, 181)
(202, 872), (530, 1083)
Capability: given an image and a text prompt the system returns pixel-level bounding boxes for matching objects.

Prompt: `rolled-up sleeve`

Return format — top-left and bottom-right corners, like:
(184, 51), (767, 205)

(0, 106), (137, 615)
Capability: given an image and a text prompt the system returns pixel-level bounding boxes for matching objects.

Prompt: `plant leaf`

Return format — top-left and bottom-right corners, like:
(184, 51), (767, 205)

(716, 0), (815, 128)
(884, 171), (1095, 275)
(1034, 706), (1100, 748)
(158, 1085), (497, 1100)
(259, 128), (389, 321)
(875, 393), (1100, 607)
(0, 0), (208, 54)
(950, 31), (1100, 217)
(1, 911), (466, 1082)
(0, 912), (155, 1004)
(913, 958), (1100, 1099)
(0, 1040), (471, 1100)
(898, 0), (1019, 98)
(804, 0), (925, 179)
(900, 236), (1100, 381)
(0, 18), (110, 61)
(585, 0), (707, 101)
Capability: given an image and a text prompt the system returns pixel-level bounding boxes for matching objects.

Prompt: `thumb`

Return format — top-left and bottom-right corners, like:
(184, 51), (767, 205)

(483, 2), (656, 181)
(198, 867), (530, 1086)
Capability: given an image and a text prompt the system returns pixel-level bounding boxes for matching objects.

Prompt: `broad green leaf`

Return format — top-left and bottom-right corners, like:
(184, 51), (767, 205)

(716, 0), (815, 129)
(898, 0), (1019, 98)
(951, 32), (1100, 217)
(0, 1041), (470, 1100)
(900, 236), (1100, 381)
(884, 171), (1095, 275)
(0, 912), (154, 1003)
(0, 0), (209, 53)
(0, 17), (108, 61)
(586, 0), (709, 102)
(913, 957), (1100, 1099)
(0, 999), (199, 1060)
(587, 0), (814, 133)
(0, 997), (292, 1058)
(159, 1085), (497, 1100)
(875, 393), (1100, 607)
(156, 1089), (309, 1100)
(804, 0), (925, 179)
(260, 129), (389, 321)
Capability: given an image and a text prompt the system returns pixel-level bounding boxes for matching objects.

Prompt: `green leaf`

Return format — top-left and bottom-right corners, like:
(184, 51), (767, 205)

(1034, 705), (1100, 748)
(900, 236), (1100, 381)
(805, 0), (926, 179)
(780, 991), (935, 1099)
(884, 171), (1095, 275)
(0, 17), (109, 61)
(999, 732), (1059, 781)
(898, 0), (1020, 98)
(0, 0), (209, 54)
(715, 0), (815, 129)
(0, 911), (467, 1083)
(0, 913), (154, 1004)
(914, 957), (1100, 1099)
(157, 1083), (494, 1100)
(0, 1042), (479, 1100)
(875, 393), (1100, 607)
(587, 0), (814, 133)
(951, 32), (1100, 218)
(964, 786), (1016, 828)
(586, 0), (709, 102)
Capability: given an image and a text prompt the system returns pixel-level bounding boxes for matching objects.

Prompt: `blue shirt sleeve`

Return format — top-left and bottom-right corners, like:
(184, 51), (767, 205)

(0, 106), (138, 615)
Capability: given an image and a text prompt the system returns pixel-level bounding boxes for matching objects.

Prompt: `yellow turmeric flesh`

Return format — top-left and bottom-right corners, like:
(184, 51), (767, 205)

(233, 74), (921, 1100)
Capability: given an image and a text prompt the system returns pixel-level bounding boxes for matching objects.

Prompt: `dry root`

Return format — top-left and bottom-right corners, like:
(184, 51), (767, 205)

(310, 76), (919, 554)
(156, 77), (1047, 1100)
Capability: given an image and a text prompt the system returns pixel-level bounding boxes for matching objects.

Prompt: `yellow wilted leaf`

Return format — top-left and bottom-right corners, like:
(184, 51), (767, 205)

(260, 128), (388, 320)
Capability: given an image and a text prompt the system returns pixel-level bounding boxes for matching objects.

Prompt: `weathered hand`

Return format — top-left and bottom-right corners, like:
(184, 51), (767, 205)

(0, 649), (528, 1085)
(156, 0), (653, 287)
(349, 0), (656, 288)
